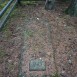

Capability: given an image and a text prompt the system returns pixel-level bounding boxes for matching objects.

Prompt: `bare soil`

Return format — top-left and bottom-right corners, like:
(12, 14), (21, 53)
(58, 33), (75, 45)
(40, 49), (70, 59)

(0, 1), (77, 77)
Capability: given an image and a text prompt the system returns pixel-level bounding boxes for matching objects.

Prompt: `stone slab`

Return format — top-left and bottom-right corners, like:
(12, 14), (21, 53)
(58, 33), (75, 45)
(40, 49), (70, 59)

(29, 59), (46, 71)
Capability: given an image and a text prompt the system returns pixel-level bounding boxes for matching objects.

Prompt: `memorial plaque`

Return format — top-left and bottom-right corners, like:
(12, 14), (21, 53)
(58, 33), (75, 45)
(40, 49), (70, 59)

(29, 59), (46, 71)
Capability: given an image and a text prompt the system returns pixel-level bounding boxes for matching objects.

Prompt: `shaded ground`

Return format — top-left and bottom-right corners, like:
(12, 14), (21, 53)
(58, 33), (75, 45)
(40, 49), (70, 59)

(0, 1), (77, 77)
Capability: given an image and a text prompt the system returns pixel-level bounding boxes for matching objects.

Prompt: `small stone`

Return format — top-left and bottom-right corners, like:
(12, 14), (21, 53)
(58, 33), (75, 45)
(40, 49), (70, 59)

(40, 58), (42, 60)
(47, 52), (51, 56)
(8, 60), (12, 63)
(14, 62), (17, 65)
(59, 14), (61, 16)
(69, 55), (72, 57)
(68, 59), (72, 64)
(62, 70), (65, 74)
(64, 24), (67, 27)
(37, 18), (39, 20)
(56, 17), (59, 20)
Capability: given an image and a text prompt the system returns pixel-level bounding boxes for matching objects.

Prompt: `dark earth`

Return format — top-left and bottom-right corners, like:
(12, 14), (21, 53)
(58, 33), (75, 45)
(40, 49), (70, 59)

(0, 1), (77, 77)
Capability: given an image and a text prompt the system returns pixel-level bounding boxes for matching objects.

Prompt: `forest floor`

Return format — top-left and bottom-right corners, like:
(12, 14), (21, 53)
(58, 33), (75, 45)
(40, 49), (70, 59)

(0, 1), (77, 77)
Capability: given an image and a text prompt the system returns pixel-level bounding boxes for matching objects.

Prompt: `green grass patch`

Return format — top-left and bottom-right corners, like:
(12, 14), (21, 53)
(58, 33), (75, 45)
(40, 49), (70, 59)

(0, 1), (8, 11)
(24, 29), (34, 38)
(21, 1), (36, 5)
(1, 20), (12, 38)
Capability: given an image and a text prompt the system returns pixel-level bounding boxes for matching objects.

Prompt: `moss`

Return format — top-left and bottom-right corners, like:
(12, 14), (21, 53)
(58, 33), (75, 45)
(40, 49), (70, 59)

(7, 63), (15, 71)
(24, 29), (34, 38)
(0, 50), (6, 58)
(52, 73), (59, 77)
